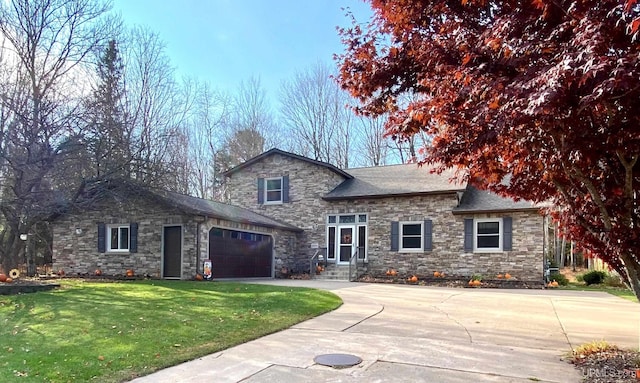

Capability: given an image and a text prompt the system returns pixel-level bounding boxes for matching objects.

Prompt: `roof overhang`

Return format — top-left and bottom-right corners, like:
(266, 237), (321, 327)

(223, 148), (353, 179)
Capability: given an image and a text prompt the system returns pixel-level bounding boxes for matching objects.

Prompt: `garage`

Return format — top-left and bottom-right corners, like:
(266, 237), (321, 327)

(208, 228), (273, 278)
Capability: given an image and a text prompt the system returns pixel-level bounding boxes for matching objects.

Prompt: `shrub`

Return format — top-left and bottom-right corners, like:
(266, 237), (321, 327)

(581, 270), (607, 285)
(603, 274), (626, 288)
(549, 272), (569, 286)
(572, 340), (618, 360)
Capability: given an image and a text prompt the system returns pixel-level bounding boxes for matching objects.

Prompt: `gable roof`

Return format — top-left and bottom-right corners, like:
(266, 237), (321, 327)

(223, 148), (353, 179)
(453, 184), (539, 214)
(149, 188), (302, 231)
(323, 163), (467, 200)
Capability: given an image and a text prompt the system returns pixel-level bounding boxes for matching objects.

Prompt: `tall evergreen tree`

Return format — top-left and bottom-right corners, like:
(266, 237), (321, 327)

(86, 39), (131, 179)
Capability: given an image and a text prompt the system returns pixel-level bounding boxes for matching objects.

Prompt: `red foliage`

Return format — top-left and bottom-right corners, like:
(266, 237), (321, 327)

(337, 0), (640, 297)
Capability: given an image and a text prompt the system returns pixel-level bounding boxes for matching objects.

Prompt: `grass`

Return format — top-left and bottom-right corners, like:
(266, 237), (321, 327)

(0, 279), (342, 383)
(560, 282), (638, 303)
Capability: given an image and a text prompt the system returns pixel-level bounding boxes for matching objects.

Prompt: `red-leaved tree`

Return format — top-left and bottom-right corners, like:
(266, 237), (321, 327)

(337, 0), (640, 298)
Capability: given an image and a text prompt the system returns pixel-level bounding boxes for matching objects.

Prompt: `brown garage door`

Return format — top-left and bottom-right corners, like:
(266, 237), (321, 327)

(208, 228), (273, 278)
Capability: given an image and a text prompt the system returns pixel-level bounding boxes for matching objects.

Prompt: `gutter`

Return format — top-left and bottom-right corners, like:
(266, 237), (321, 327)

(322, 189), (467, 201)
(451, 207), (543, 215)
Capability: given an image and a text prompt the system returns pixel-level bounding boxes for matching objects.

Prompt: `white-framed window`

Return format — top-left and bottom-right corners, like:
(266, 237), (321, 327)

(474, 218), (502, 252)
(108, 225), (130, 252)
(264, 177), (283, 204)
(399, 221), (423, 252)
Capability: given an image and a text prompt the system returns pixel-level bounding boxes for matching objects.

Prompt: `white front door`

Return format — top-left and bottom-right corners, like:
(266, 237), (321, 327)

(338, 226), (355, 264)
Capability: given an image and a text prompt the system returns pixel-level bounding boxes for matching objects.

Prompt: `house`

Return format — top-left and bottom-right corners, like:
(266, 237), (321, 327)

(51, 148), (544, 281)
(223, 149), (544, 281)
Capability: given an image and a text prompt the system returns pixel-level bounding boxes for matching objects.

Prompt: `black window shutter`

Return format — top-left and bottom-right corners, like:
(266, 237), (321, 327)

(390, 221), (399, 251)
(282, 175), (289, 203)
(257, 178), (264, 204)
(503, 216), (512, 251)
(464, 218), (473, 252)
(130, 223), (138, 253)
(423, 219), (433, 251)
(97, 223), (106, 253)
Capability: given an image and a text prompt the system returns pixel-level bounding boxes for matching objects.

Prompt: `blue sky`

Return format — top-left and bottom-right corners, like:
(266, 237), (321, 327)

(112, 0), (373, 102)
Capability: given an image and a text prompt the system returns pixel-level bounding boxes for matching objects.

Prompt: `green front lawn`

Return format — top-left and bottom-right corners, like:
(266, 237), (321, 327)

(0, 280), (342, 383)
(560, 282), (638, 303)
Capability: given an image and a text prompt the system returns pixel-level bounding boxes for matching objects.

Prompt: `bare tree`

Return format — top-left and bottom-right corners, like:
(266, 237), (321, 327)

(0, 0), (112, 270)
(357, 114), (389, 166)
(216, 77), (272, 165)
(280, 62), (353, 168)
(228, 76), (278, 153)
(123, 26), (189, 189)
(186, 81), (230, 200)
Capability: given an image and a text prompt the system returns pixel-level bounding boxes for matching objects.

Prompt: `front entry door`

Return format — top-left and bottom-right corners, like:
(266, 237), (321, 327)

(163, 226), (182, 278)
(338, 226), (355, 264)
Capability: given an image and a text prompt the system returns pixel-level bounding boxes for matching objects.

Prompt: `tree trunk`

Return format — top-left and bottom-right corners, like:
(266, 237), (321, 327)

(571, 241), (575, 272)
(620, 252), (640, 302)
(3, 232), (24, 271)
(560, 237), (566, 267)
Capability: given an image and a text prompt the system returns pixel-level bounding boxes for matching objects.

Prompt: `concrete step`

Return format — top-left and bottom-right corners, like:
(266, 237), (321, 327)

(313, 266), (351, 281)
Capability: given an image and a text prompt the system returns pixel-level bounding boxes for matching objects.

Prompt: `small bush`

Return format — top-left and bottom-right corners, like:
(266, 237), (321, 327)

(575, 273), (584, 283)
(573, 340), (619, 360)
(582, 270), (607, 285)
(603, 274), (626, 288)
(549, 272), (569, 286)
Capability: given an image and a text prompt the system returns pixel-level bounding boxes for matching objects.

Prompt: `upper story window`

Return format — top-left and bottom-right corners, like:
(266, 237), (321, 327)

(108, 225), (130, 252)
(475, 218), (502, 252)
(258, 176), (289, 205)
(265, 177), (283, 204)
(399, 221), (423, 252)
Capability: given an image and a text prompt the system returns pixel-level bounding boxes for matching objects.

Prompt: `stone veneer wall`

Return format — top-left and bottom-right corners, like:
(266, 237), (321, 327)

(227, 153), (544, 281)
(326, 196), (543, 281)
(52, 198), (198, 278)
(53, 197), (302, 280)
(227, 152), (346, 270)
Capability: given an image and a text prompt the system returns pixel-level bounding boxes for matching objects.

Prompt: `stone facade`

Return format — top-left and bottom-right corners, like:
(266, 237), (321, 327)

(227, 151), (346, 267)
(53, 198), (196, 278)
(226, 152), (545, 281)
(52, 196), (299, 279)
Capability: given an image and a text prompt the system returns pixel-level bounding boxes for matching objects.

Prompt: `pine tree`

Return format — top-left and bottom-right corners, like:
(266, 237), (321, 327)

(86, 39), (130, 179)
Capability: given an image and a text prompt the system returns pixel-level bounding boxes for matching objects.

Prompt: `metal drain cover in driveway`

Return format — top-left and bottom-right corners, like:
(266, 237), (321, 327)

(314, 353), (362, 368)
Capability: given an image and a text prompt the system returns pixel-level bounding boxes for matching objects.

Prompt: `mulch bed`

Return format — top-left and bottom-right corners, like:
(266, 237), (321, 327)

(571, 348), (640, 382)
(357, 274), (545, 289)
(0, 277), (60, 295)
(0, 274), (150, 295)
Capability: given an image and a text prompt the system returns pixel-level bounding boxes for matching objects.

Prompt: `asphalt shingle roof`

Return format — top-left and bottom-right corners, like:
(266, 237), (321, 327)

(324, 163), (467, 200)
(453, 184), (539, 213)
(150, 188), (302, 232)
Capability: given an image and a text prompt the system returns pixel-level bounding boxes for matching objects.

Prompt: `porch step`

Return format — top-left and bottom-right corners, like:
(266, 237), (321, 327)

(313, 265), (351, 281)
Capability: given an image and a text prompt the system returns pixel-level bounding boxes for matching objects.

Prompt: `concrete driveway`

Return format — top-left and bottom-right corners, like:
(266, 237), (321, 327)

(130, 281), (639, 383)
